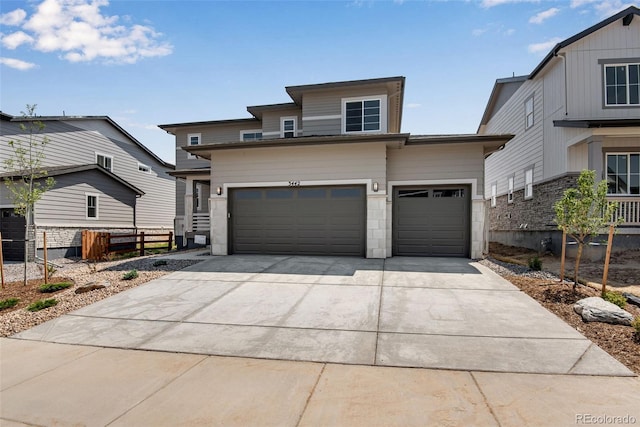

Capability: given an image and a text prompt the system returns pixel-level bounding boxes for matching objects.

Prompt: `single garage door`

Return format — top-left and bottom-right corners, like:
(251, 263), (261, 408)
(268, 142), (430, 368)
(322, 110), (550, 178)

(393, 186), (470, 257)
(1, 209), (26, 261)
(230, 186), (366, 256)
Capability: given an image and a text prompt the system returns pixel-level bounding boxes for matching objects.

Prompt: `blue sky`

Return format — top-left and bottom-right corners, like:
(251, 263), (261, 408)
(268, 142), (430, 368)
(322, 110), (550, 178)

(1, 0), (637, 164)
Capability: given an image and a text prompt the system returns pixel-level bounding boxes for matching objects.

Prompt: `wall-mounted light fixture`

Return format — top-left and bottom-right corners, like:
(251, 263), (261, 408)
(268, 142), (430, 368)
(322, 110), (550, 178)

(216, 186), (222, 195)
(373, 182), (379, 192)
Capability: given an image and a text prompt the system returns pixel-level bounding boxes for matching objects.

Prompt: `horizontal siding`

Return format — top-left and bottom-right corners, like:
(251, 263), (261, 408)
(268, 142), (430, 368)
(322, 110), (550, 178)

(34, 170), (135, 226)
(211, 142), (387, 191)
(566, 19), (640, 120)
(1, 119), (175, 228)
(261, 109), (301, 137)
(175, 179), (186, 217)
(484, 79), (544, 197)
(302, 118), (342, 136)
(387, 144), (485, 196)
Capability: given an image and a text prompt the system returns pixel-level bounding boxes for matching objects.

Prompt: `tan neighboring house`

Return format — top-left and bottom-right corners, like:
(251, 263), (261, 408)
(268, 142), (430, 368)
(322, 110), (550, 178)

(480, 6), (640, 253)
(160, 77), (512, 259)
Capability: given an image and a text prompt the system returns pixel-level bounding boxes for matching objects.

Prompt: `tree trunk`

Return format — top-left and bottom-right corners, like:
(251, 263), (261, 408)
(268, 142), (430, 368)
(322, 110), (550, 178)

(23, 205), (30, 286)
(573, 242), (583, 291)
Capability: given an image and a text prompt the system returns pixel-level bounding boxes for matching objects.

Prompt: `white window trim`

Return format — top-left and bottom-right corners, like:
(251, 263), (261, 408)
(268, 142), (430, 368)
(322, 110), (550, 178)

(341, 94), (388, 134)
(95, 152), (113, 172)
(524, 167), (534, 200)
(137, 163), (151, 174)
(606, 152), (640, 195)
(507, 176), (514, 204)
(187, 133), (201, 159)
(524, 95), (534, 130)
(603, 63), (640, 107)
(280, 117), (297, 138)
(85, 192), (99, 220)
(490, 183), (497, 208)
(240, 129), (263, 141)
(195, 184), (201, 211)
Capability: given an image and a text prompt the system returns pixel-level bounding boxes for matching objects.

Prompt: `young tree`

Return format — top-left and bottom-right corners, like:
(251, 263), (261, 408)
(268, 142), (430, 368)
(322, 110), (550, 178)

(2, 105), (55, 285)
(554, 169), (620, 290)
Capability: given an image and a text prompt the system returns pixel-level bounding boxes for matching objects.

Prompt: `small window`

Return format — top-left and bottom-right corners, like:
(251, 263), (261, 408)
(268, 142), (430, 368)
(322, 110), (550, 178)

(86, 194), (98, 219)
(241, 130), (263, 141)
(187, 133), (201, 159)
(345, 99), (381, 132)
(399, 189), (429, 198)
(507, 176), (514, 203)
(235, 190), (262, 200)
(96, 153), (113, 172)
(281, 118), (296, 138)
(525, 95), (534, 129)
(432, 189), (465, 198)
(524, 168), (534, 200)
(138, 163), (151, 173)
(331, 188), (363, 198)
(298, 188), (326, 199)
(604, 63), (640, 106)
(607, 153), (640, 194)
(490, 183), (497, 207)
(195, 184), (201, 211)
(266, 189), (294, 199)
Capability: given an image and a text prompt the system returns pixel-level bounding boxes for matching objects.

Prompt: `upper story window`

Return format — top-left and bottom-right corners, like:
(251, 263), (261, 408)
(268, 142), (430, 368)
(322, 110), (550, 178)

(345, 99), (380, 132)
(187, 133), (201, 159)
(524, 95), (534, 129)
(138, 163), (151, 173)
(604, 63), (640, 106)
(241, 130), (262, 141)
(281, 117), (296, 138)
(607, 153), (639, 195)
(96, 153), (113, 172)
(524, 167), (534, 200)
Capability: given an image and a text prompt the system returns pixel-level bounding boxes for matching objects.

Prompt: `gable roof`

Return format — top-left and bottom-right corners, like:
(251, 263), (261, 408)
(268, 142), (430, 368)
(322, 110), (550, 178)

(3, 113), (174, 169)
(530, 6), (639, 79)
(1, 164), (144, 195)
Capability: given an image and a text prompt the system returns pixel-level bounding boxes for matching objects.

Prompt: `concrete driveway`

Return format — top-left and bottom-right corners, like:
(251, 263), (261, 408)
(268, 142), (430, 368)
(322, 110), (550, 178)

(14, 255), (633, 376)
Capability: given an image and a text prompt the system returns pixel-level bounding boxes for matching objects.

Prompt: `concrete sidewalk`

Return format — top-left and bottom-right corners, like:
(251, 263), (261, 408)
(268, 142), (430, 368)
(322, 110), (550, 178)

(11, 256), (633, 376)
(1, 339), (639, 427)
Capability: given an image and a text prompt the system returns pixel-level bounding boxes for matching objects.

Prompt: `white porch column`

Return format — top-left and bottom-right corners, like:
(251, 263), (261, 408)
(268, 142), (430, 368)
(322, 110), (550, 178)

(367, 193), (387, 258)
(184, 177), (194, 232)
(588, 136), (604, 181)
(210, 195), (228, 255)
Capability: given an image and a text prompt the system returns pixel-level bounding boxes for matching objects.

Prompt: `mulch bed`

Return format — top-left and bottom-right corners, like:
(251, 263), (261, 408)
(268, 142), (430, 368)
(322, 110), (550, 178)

(506, 275), (640, 375)
(0, 277), (74, 312)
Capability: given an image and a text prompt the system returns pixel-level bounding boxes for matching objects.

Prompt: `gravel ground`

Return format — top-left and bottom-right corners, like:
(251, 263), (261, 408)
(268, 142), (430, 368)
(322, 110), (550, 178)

(0, 255), (201, 337)
(479, 256), (561, 281)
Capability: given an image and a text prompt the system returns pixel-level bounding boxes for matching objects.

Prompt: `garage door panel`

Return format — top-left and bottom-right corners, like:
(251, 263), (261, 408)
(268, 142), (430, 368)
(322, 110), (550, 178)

(231, 186), (365, 256)
(393, 186), (469, 257)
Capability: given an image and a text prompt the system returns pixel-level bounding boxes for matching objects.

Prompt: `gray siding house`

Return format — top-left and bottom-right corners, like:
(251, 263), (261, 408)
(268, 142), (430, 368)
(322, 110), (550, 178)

(480, 6), (640, 253)
(160, 77), (512, 259)
(1, 113), (175, 259)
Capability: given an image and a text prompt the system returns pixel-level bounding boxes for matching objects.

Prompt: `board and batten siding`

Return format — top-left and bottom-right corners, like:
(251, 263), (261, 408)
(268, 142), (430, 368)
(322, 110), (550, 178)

(564, 18), (640, 120)
(1, 119), (174, 228)
(387, 144), (485, 196)
(210, 142), (387, 191)
(484, 79), (544, 198)
(34, 170), (136, 227)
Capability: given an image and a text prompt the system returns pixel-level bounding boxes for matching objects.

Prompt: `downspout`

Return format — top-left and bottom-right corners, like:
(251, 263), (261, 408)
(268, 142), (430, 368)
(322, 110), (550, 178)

(556, 52), (568, 116)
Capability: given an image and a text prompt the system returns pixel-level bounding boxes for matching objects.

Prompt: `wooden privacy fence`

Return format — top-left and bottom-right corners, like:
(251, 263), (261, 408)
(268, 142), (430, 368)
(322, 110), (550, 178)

(82, 230), (173, 261)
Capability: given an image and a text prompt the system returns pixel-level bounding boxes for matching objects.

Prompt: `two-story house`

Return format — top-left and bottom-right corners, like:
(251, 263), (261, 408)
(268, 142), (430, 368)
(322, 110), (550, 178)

(480, 6), (640, 253)
(160, 76), (512, 259)
(1, 113), (175, 260)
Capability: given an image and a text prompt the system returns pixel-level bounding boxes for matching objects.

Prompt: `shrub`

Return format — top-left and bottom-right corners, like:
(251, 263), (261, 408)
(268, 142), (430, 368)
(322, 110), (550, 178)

(122, 269), (139, 280)
(39, 282), (73, 293)
(528, 256), (542, 271)
(0, 298), (20, 310)
(603, 291), (627, 309)
(632, 317), (640, 334)
(27, 299), (58, 312)
(152, 260), (168, 267)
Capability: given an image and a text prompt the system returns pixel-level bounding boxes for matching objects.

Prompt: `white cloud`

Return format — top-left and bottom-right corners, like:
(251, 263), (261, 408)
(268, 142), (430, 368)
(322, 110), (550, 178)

(571, 0), (635, 17)
(528, 37), (563, 54)
(2, 0), (172, 65)
(1, 31), (35, 49)
(529, 7), (560, 24)
(0, 9), (27, 26)
(503, 28), (516, 36)
(570, 0), (598, 7)
(406, 103), (422, 109)
(0, 57), (36, 70)
(472, 28), (487, 37)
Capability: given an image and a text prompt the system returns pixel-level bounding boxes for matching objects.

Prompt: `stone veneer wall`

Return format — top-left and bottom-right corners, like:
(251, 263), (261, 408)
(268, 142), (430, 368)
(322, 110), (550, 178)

(367, 194), (386, 258)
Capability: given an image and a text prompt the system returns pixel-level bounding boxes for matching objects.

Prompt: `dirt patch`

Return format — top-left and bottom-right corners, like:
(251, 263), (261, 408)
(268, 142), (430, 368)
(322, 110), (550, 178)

(0, 277), (75, 312)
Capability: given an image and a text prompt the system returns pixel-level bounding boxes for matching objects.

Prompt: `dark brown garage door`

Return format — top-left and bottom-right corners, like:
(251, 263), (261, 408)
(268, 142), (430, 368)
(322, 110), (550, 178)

(230, 186), (366, 256)
(393, 186), (470, 257)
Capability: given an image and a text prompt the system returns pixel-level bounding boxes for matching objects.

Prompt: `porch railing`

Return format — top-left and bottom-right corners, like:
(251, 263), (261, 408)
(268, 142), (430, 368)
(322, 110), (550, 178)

(192, 212), (210, 232)
(609, 197), (640, 225)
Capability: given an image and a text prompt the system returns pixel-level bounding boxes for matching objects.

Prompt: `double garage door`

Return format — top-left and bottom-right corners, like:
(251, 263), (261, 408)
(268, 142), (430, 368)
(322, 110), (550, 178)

(229, 185), (469, 257)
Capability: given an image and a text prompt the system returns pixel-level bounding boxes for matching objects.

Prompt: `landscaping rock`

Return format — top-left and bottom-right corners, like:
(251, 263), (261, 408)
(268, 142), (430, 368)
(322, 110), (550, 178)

(623, 293), (640, 308)
(574, 297), (634, 326)
(75, 281), (109, 294)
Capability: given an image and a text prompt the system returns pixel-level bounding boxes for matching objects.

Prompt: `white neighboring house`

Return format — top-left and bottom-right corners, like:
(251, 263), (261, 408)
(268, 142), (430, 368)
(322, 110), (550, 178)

(480, 6), (640, 253)
(1, 113), (175, 260)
